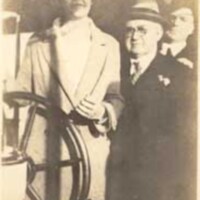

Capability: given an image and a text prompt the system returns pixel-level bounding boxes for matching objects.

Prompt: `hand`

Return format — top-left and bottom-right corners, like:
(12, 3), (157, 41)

(75, 95), (106, 120)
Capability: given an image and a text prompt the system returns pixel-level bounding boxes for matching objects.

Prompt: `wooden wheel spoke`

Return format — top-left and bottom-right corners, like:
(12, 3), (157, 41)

(3, 92), (91, 200)
(19, 103), (38, 152)
(34, 158), (82, 172)
(27, 185), (42, 200)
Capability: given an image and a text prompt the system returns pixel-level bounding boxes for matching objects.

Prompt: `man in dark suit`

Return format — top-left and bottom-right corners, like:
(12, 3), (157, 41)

(106, 1), (196, 200)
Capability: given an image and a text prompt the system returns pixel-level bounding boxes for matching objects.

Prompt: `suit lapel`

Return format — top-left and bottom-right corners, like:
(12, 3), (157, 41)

(39, 24), (108, 106)
(132, 55), (159, 87)
(74, 23), (108, 101)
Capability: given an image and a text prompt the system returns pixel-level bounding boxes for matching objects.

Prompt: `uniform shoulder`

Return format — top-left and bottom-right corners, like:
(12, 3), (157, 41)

(103, 32), (118, 44)
(104, 33), (119, 47)
(157, 53), (193, 76)
(94, 26), (119, 47)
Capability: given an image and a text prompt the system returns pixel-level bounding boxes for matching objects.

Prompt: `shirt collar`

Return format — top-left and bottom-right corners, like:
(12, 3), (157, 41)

(61, 17), (92, 35)
(161, 41), (187, 56)
(130, 48), (157, 74)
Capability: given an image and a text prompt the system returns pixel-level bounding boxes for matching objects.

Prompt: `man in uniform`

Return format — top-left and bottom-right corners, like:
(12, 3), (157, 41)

(16, 0), (124, 199)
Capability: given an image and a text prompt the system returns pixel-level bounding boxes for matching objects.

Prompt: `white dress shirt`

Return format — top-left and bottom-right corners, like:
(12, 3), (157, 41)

(130, 48), (157, 84)
(56, 17), (92, 94)
(160, 41), (187, 57)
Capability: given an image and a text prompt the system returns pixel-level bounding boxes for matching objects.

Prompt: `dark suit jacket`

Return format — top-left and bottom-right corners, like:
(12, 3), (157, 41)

(175, 38), (196, 63)
(106, 51), (196, 200)
(160, 37), (197, 74)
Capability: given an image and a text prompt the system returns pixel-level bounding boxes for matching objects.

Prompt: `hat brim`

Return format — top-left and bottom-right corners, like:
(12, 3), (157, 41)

(127, 9), (168, 27)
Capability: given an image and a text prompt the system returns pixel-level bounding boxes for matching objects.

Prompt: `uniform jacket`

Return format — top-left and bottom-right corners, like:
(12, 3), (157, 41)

(16, 20), (124, 134)
(15, 19), (124, 200)
(106, 50), (196, 200)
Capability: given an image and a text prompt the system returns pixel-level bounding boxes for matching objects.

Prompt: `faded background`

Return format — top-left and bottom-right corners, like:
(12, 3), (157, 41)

(3, 0), (197, 40)
(2, 0), (180, 36)
(2, 0), (197, 200)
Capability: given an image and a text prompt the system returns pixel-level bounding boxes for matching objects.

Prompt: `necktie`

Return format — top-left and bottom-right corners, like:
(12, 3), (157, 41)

(130, 62), (142, 84)
(166, 47), (173, 57)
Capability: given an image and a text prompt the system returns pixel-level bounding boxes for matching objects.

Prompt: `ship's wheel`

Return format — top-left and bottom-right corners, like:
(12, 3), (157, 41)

(3, 91), (91, 200)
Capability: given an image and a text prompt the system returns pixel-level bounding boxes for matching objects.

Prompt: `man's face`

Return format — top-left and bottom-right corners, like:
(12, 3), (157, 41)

(166, 8), (194, 42)
(125, 19), (163, 57)
(63, 0), (92, 19)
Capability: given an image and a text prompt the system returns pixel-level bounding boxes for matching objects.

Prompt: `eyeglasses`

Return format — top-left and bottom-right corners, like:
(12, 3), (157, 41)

(125, 26), (149, 37)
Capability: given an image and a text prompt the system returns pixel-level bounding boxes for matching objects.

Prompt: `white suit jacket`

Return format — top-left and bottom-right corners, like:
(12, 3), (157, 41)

(16, 20), (124, 134)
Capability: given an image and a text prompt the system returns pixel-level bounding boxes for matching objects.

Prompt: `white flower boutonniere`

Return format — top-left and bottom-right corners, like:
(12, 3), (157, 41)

(158, 75), (171, 86)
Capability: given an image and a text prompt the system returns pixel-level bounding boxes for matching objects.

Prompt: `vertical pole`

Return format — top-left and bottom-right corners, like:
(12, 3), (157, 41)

(0, 5), (4, 200)
(15, 15), (21, 78)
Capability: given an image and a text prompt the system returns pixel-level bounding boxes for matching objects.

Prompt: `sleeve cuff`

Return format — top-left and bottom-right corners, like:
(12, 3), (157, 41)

(92, 102), (117, 134)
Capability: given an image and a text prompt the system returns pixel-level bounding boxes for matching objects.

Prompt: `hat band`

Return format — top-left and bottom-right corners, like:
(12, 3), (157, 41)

(128, 10), (167, 25)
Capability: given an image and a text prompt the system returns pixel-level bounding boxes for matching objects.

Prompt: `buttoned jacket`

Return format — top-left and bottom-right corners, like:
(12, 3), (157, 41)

(106, 50), (196, 200)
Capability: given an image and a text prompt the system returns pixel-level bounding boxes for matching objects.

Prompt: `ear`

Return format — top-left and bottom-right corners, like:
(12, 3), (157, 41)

(188, 23), (195, 35)
(156, 25), (164, 41)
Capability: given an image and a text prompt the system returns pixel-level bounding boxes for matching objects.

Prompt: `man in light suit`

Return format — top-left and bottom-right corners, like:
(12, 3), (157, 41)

(106, 1), (196, 200)
(16, 0), (124, 199)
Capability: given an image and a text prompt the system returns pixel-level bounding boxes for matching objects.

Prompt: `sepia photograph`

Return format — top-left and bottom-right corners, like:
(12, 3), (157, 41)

(1, 0), (198, 200)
